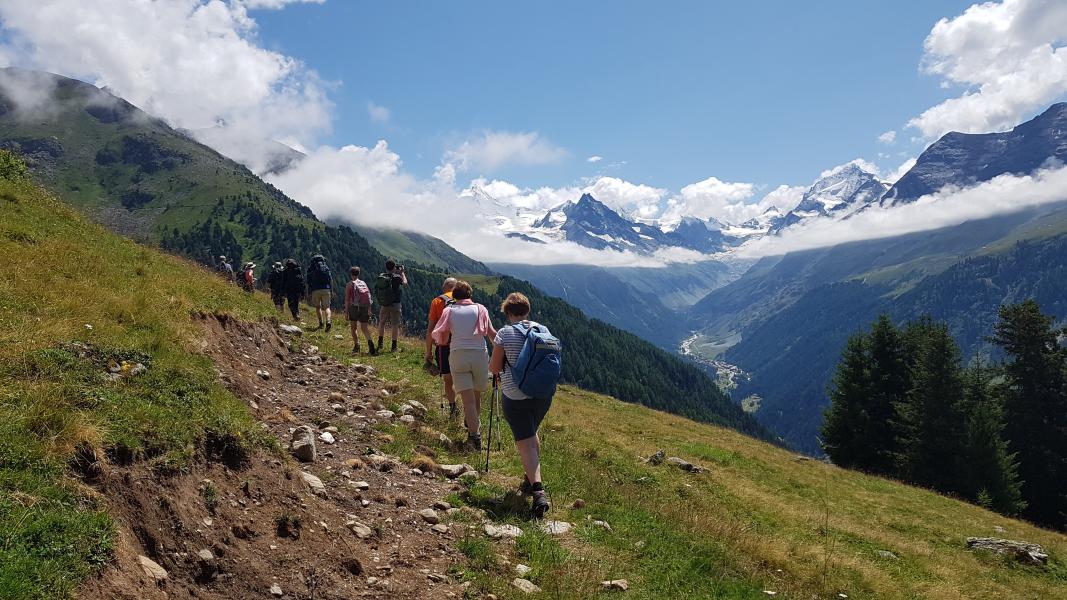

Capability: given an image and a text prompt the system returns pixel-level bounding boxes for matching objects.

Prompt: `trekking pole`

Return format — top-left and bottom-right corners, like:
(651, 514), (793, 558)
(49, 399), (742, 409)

(484, 375), (498, 472)
(494, 382), (502, 451)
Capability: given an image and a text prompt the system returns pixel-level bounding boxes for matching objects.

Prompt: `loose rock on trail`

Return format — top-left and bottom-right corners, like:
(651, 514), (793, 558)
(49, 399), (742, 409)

(79, 315), (468, 599)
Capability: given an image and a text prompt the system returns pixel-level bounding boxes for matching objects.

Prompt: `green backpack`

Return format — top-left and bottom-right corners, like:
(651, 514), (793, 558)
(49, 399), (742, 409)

(375, 273), (397, 306)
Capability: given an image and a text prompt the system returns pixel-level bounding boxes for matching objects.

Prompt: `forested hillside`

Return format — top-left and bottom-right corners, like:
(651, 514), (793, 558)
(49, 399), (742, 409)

(728, 234), (1067, 453)
(0, 70), (767, 439)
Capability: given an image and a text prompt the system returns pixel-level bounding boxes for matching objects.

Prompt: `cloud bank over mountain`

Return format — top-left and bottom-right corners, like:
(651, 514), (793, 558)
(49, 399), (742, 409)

(2, 0), (1066, 267)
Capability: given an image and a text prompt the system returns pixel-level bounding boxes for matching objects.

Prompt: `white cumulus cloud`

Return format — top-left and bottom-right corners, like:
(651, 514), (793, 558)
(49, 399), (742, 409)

(908, 0), (1067, 139)
(878, 130), (897, 144)
(739, 164), (1067, 258)
(443, 130), (567, 173)
(583, 176), (667, 221)
(0, 0), (332, 173)
(367, 101), (391, 124)
(587, 155), (603, 163)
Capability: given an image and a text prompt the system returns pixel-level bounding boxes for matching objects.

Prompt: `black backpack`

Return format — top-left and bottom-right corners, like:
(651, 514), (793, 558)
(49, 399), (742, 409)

(307, 260), (331, 289)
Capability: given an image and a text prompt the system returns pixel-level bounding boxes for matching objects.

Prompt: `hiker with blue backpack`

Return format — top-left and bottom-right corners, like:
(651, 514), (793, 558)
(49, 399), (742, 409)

(432, 281), (497, 451)
(489, 292), (562, 518)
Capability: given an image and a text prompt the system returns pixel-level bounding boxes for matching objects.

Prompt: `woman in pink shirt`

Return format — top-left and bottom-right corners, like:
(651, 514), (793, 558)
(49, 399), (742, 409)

(432, 281), (497, 450)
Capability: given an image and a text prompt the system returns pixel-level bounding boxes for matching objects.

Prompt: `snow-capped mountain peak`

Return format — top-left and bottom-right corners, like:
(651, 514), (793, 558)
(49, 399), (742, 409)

(769, 163), (888, 233)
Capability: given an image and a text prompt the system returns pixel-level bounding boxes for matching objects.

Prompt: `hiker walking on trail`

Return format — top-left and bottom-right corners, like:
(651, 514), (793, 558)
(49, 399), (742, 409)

(375, 259), (408, 352)
(432, 281), (496, 450)
(489, 292), (562, 518)
(267, 261), (285, 312)
(240, 262), (256, 292)
(281, 258), (305, 321)
(216, 255), (235, 283)
(345, 267), (376, 355)
(306, 254), (333, 332)
(426, 277), (458, 417)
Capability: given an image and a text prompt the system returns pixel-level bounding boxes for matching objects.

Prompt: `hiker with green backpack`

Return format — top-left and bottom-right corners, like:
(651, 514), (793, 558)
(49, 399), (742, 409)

(489, 292), (562, 518)
(375, 259), (408, 353)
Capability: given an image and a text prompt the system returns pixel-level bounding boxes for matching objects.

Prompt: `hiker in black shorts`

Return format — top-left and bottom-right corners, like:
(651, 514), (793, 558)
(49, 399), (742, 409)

(280, 259), (304, 321)
(267, 261), (285, 311)
(425, 277), (458, 416)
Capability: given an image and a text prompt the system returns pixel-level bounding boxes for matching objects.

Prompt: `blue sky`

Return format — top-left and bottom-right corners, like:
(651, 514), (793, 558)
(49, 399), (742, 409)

(3, 0), (1067, 261)
(253, 0), (977, 190)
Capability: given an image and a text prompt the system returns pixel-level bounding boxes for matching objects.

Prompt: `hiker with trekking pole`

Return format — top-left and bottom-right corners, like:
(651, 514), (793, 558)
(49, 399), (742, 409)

(431, 281), (496, 451)
(489, 292), (561, 518)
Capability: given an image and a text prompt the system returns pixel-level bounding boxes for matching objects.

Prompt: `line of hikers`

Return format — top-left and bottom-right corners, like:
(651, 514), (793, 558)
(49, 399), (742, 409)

(215, 254), (408, 355)
(215, 253), (562, 518)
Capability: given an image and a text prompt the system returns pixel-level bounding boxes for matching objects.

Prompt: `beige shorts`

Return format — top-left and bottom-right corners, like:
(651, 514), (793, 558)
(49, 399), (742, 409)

(448, 348), (489, 393)
(309, 289), (331, 309)
(379, 304), (402, 327)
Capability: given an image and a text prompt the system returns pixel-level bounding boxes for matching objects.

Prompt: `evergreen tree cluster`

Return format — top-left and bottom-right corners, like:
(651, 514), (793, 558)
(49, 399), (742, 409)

(821, 303), (1067, 530)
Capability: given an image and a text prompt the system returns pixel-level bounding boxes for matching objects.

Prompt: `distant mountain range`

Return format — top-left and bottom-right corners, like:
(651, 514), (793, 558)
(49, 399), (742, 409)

(688, 103), (1067, 453)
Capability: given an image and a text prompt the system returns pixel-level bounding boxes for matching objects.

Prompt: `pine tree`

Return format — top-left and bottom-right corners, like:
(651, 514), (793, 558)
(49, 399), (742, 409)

(822, 333), (874, 469)
(865, 315), (910, 475)
(895, 322), (967, 493)
(992, 300), (1067, 529)
(961, 359), (1026, 515)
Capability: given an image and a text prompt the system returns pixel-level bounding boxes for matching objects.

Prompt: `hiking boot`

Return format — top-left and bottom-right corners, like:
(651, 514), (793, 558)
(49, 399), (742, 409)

(314, 322), (323, 331)
(532, 490), (550, 519)
(377, 336), (384, 350)
(448, 403), (458, 418)
(325, 321), (332, 333)
(391, 340), (398, 353)
(352, 342), (360, 354)
(518, 477), (533, 497)
(368, 340), (377, 356)
(466, 433), (482, 452)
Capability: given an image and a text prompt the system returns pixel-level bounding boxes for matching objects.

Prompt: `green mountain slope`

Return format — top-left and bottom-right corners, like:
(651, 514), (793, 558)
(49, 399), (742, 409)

(0, 69), (765, 438)
(695, 204), (1067, 453)
(4, 168), (1065, 599)
(351, 225), (492, 275)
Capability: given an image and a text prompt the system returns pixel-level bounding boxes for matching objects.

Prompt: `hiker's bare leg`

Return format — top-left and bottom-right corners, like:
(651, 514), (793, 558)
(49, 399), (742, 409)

(325, 306), (332, 323)
(515, 435), (542, 484)
(460, 389), (480, 435)
(443, 374), (455, 406)
(391, 318), (400, 342)
(360, 322), (373, 346)
(377, 310), (387, 339)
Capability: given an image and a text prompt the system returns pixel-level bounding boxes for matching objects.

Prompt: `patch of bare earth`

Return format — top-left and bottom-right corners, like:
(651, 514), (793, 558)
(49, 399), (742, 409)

(79, 314), (469, 599)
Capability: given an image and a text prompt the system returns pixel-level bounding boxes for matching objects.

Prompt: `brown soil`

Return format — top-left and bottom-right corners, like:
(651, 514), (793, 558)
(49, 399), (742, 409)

(79, 314), (469, 599)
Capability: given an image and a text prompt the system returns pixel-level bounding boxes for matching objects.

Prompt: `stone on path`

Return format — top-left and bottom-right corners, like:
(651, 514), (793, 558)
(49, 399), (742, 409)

(375, 409), (396, 420)
(439, 463), (473, 479)
(592, 520), (612, 531)
(270, 582), (284, 596)
(346, 519), (374, 539)
(666, 456), (708, 473)
(966, 537), (1048, 566)
(484, 523), (523, 539)
(351, 480), (370, 490)
(290, 425), (316, 462)
(515, 564), (532, 577)
(539, 520), (572, 536)
(512, 578), (541, 594)
(318, 431), (336, 444)
(876, 550), (898, 560)
(278, 324), (302, 336)
(256, 369), (271, 380)
(601, 579), (629, 592)
(196, 548), (218, 581)
(418, 508), (440, 524)
(399, 414), (416, 425)
(431, 523), (449, 534)
(300, 471), (327, 498)
(138, 555), (168, 583)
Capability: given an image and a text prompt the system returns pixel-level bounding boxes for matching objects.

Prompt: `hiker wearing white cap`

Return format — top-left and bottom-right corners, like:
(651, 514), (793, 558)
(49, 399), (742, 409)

(240, 262), (257, 292)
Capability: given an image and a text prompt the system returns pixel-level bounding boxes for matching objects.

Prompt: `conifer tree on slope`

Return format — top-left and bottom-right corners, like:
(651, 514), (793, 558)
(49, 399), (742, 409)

(822, 333), (875, 469)
(962, 359), (1026, 516)
(992, 300), (1067, 529)
(866, 315), (910, 474)
(895, 322), (967, 494)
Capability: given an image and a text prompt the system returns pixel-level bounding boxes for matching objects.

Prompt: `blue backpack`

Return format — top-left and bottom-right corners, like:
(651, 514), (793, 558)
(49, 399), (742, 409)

(506, 322), (562, 399)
